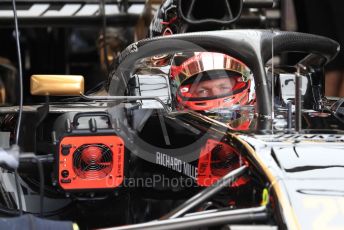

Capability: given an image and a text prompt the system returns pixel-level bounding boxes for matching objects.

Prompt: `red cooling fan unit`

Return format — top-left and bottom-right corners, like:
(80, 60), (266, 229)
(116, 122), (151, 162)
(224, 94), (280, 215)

(58, 135), (124, 191)
(197, 139), (249, 187)
(73, 144), (113, 180)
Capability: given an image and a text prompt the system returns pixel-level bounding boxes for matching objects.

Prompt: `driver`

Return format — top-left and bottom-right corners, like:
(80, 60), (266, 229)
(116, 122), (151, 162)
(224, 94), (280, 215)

(170, 52), (255, 130)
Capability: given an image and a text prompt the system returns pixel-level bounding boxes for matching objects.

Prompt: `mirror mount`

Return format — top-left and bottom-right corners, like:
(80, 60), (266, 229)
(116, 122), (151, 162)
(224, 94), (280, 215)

(80, 94), (171, 113)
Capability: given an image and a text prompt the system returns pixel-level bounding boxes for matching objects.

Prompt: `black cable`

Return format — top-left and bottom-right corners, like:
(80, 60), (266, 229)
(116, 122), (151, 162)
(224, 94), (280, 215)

(0, 179), (14, 209)
(12, 0), (23, 146)
(0, 203), (20, 216)
(85, 80), (106, 95)
(20, 154), (45, 217)
(0, 152), (71, 218)
(12, 0), (24, 216)
(33, 96), (50, 155)
(36, 158), (44, 217)
(22, 176), (62, 198)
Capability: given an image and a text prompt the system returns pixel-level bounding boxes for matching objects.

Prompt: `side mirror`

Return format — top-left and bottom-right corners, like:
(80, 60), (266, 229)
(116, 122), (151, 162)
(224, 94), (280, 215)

(279, 73), (308, 103)
(128, 74), (171, 109)
(30, 75), (84, 96)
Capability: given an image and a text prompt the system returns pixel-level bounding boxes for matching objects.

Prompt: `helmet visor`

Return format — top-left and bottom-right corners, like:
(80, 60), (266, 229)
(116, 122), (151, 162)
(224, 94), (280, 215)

(171, 52), (251, 86)
(178, 70), (248, 100)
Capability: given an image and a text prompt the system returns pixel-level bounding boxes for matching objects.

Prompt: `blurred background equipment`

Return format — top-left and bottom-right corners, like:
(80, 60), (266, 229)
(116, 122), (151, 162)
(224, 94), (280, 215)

(97, 27), (132, 74)
(0, 57), (18, 105)
(293, 0), (344, 98)
(0, 0), (139, 100)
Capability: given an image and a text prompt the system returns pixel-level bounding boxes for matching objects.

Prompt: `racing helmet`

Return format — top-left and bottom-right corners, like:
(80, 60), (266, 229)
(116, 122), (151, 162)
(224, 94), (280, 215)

(170, 52), (254, 112)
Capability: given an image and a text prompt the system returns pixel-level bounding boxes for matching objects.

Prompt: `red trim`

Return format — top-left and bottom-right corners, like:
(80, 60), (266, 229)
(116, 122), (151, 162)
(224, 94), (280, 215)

(161, 16), (177, 25)
(163, 27), (173, 36)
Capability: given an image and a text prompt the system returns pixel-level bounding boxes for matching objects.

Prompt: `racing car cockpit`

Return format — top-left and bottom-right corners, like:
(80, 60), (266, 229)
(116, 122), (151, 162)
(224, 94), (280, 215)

(1, 0), (344, 229)
(122, 50), (256, 132)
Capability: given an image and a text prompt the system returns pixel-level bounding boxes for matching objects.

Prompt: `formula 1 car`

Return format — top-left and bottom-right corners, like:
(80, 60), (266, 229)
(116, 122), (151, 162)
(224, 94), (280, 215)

(0, 0), (344, 230)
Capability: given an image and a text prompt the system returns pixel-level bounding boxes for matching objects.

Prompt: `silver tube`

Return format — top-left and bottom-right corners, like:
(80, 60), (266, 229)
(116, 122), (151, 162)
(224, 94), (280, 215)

(80, 94), (171, 112)
(295, 66), (302, 132)
(287, 101), (292, 131)
(101, 206), (267, 230)
(271, 29), (275, 134)
(161, 165), (248, 219)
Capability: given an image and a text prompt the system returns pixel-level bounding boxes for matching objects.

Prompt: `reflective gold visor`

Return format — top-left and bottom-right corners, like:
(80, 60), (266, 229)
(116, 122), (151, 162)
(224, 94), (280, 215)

(171, 52), (251, 86)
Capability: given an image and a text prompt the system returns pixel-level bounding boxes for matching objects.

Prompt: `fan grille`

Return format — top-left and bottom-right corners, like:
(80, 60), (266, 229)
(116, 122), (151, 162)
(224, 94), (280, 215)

(210, 144), (239, 176)
(73, 144), (113, 180)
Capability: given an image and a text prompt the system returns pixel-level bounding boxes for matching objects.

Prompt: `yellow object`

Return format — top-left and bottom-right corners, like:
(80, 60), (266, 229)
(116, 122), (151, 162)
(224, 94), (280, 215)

(261, 188), (269, 206)
(30, 75), (84, 96)
(72, 223), (79, 230)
